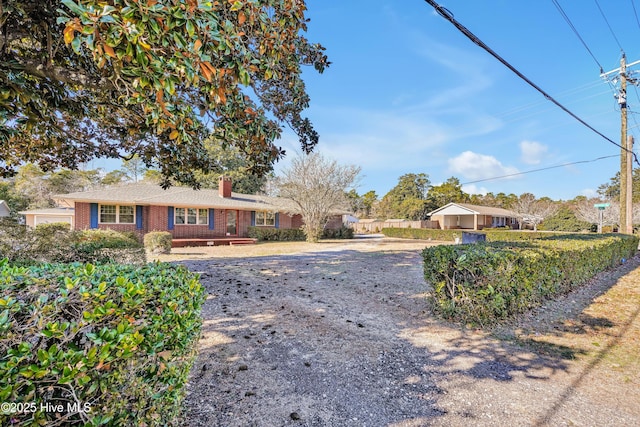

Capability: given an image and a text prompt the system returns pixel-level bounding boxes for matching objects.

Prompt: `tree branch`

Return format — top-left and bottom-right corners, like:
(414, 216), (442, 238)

(12, 57), (112, 90)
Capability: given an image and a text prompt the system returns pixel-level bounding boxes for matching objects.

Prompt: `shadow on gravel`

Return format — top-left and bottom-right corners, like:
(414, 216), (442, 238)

(179, 249), (639, 426)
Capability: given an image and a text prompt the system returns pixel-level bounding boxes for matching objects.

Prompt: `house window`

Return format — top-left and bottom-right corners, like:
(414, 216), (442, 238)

(175, 207), (208, 225)
(99, 205), (135, 224)
(255, 211), (275, 226)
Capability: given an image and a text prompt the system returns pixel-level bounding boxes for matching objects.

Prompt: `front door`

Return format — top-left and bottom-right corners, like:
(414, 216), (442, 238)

(226, 210), (238, 236)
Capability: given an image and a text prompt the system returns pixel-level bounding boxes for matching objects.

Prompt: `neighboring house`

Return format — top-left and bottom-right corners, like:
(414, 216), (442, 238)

(0, 200), (10, 218)
(52, 176), (335, 242)
(19, 207), (75, 228)
(428, 203), (518, 230)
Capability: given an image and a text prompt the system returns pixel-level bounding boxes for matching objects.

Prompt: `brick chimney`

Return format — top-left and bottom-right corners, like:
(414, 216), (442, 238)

(219, 176), (232, 198)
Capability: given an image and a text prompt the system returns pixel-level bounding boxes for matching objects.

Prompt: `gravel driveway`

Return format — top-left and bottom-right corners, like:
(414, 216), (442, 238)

(179, 237), (640, 427)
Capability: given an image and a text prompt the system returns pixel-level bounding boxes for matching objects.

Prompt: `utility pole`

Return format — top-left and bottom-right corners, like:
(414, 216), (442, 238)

(601, 53), (639, 234)
(620, 54), (629, 234)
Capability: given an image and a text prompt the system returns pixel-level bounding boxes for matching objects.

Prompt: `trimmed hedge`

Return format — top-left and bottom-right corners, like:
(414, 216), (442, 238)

(248, 227), (306, 241)
(248, 226), (354, 241)
(382, 227), (571, 242)
(484, 230), (566, 242)
(144, 231), (172, 254)
(0, 260), (204, 426)
(422, 234), (639, 325)
(382, 228), (462, 241)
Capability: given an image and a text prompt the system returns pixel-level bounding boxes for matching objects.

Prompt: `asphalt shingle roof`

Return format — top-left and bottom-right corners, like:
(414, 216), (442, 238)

(54, 183), (297, 211)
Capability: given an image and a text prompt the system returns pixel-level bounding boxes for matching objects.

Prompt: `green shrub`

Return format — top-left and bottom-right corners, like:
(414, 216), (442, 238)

(382, 227), (570, 243)
(0, 223), (145, 265)
(322, 225), (354, 239)
(75, 229), (142, 249)
(382, 227), (461, 241)
(0, 220), (29, 260)
(144, 231), (173, 254)
(0, 259), (204, 426)
(248, 227), (306, 241)
(483, 230), (566, 242)
(423, 234), (639, 326)
(73, 230), (145, 265)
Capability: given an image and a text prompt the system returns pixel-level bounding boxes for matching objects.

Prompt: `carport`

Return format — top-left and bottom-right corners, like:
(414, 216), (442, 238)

(428, 202), (518, 230)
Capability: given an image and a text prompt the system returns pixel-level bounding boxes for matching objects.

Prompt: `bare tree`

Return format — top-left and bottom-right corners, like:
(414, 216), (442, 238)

(512, 193), (559, 231)
(575, 198), (619, 231)
(275, 153), (361, 242)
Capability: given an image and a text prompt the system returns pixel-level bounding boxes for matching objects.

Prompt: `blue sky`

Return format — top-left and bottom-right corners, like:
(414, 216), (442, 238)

(272, 0), (640, 201)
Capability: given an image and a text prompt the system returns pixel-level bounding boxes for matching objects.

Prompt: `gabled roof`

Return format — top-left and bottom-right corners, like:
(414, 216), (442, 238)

(53, 183), (297, 212)
(428, 202), (516, 217)
(19, 207), (75, 215)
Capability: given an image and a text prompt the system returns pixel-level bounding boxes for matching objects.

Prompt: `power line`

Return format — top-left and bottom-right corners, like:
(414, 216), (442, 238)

(594, 0), (624, 51)
(460, 155), (620, 185)
(496, 80), (605, 120)
(632, 0), (640, 33)
(422, 0), (640, 167)
(632, 0), (640, 32)
(551, 0), (604, 73)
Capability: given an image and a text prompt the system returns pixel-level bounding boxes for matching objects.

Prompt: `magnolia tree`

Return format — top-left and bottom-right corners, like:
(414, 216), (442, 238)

(512, 193), (558, 231)
(0, 1), (328, 187)
(275, 153), (360, 242)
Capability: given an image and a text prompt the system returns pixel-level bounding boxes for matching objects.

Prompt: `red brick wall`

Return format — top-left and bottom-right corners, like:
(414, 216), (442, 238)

(148, 205), (167, 232)
(73, 203), (304, 238)
(291, 214), (303, 229)
(75, 202), (91, 230)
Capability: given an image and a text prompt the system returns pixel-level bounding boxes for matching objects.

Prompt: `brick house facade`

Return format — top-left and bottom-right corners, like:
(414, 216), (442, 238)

(57, 178), (318, 240)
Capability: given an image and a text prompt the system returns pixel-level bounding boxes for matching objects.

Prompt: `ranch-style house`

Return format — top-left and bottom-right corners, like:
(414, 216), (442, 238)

(53, 176), (342, 245)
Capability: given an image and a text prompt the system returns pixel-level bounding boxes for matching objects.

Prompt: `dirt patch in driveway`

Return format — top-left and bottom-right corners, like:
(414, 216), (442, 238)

(176, 237), (640, 426)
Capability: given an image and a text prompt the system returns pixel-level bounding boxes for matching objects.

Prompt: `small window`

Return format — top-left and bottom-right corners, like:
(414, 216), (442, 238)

(99, 204), (135, 224)
(187, 208), (197, 224)
(255, 211), (275, 226)
(175, 208), (186, 224)
(100, 205), (117, 223)
(174, 207), (208, 225)
(119, 206), (134, 224)
(198, 208), (208, 225)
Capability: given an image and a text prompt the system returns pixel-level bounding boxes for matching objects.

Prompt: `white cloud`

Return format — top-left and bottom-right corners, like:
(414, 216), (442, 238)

(462, 184), (489, 195)
(448, 151), (519, 181)
(520, 140), (548, 165)
(580, 188), (598, 198)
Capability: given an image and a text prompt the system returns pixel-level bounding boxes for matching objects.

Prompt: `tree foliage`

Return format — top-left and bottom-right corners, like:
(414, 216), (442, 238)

(378, 173), (430, 220)
(193, 137), (270, 194)
(11, 164), (101, 208)
(597, 169), (640, 203)
(275, 153), (360, 243)
(469, 192), (518, 209)
(0, 0), (329, 187)
(540, 206), (592, 232)
(427, 176), (469, 210)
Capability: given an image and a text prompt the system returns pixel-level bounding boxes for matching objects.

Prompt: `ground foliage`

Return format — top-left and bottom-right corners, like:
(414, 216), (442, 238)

(0, 0), (329, 187)
(0, 260), (204, 426)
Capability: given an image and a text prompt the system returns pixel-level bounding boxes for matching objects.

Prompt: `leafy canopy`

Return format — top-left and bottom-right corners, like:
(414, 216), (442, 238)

(0, 0), (328, 187)
(378, 173), (431, 220)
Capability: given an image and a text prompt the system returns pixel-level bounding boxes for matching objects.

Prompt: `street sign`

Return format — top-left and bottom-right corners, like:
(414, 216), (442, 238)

(594, 203), (610, 209)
